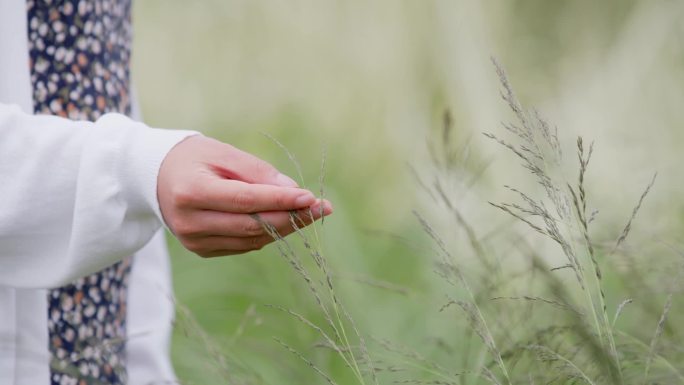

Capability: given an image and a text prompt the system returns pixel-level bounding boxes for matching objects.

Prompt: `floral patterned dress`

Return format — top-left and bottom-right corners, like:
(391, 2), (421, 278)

(27, 0), (134, 383)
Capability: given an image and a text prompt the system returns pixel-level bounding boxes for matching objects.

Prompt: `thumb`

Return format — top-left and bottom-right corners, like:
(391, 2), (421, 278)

(211, 141), (299, 187)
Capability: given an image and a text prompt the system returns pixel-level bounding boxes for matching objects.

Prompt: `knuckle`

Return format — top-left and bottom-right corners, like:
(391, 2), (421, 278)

(232, 191), (257, 212)
(242, 237), (264, 251)
(242, 220), (264, 236)
(172, 219), (198, 237)
(254, 237), (266, 250)
(172, 185), (197, 207)
(274, 192), (290, 208)
(167, 215), (186, 234)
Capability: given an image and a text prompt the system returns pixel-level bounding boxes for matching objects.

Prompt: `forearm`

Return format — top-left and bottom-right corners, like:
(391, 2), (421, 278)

(0, 103), (196, 288)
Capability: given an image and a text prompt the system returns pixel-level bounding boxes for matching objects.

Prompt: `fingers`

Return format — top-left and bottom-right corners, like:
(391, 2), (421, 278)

(211, 141), (299, 187)
(157, 135), (335, 259)
(173, 200), (333, 258)
(184, 234), (276, 258)
(253, 199), (334, 237)
(178, 200), (332, 238)
(178, 179), (317, 213)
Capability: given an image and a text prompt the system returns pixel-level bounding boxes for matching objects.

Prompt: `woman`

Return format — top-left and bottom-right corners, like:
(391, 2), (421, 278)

(0, 1), (332, 384)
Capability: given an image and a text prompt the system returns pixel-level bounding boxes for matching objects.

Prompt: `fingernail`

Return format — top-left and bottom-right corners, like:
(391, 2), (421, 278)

(310, 200), (333, 215)
(322, 200), (334, 214)
(308, 201), (321, 215)
(276, 173), (298, 187)
(295, 192), (316, 207)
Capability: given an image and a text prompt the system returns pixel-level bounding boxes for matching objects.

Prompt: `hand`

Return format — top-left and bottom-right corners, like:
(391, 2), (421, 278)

(157, 135), (332, 257)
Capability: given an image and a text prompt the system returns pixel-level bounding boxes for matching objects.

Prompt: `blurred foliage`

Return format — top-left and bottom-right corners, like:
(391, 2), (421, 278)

(131, 1), (684, 384)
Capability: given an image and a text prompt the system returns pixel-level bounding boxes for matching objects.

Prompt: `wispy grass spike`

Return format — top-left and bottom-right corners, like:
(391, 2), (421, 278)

(261, 132), (306, 186)
(612, 172), (657, 254)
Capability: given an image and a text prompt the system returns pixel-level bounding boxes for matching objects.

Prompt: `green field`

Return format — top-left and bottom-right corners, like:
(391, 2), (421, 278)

(132, 1), (684, 383)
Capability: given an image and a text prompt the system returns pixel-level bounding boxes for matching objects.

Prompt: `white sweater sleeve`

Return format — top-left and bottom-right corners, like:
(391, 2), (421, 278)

(0, 103), (197, 289)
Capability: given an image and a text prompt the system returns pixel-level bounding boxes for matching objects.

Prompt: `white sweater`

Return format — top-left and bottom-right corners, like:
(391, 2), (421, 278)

(0, 1), (196, 384)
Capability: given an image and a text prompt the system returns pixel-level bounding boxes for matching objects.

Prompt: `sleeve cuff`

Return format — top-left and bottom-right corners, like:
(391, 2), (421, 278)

(103, 114), (199, 224)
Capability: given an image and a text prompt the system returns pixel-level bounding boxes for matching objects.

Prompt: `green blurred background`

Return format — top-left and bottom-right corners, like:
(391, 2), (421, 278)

(130, 1), (684, 383)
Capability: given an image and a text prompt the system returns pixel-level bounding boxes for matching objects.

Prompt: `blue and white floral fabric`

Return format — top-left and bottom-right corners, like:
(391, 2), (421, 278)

(27, 0), (134, 383)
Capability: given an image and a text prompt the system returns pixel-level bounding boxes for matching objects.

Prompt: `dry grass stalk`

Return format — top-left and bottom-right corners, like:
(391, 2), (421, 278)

(253, 214), (367, 383)
(642, 293), (673, 383)
(175, 60), (681, 385)
(248, 137), (381, 385)
(489, 295), (581, 315)
(524, 344), (596, 385)
(407, 60), (682, 384)
(287, 211), (379, 385)
(174, 301), (260, 385)
(273, 337), (339, 385)
(484, 58), (630, 383)
(612, 173), (657, 254)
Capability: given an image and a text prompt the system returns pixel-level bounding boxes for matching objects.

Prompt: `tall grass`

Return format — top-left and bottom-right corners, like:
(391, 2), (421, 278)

(400, 61), (682, 384)
(169, 62), (683, 385)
